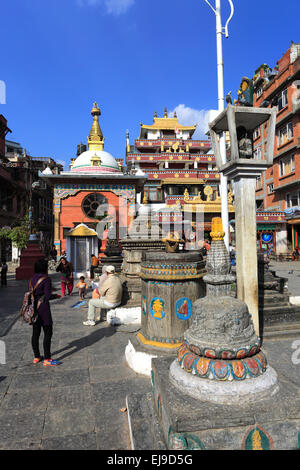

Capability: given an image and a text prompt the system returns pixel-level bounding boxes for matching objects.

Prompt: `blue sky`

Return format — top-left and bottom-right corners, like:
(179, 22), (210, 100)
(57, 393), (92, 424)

(1, 0), (299, 168)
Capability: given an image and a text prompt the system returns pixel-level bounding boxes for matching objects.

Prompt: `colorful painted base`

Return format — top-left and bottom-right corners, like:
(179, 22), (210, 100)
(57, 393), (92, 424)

(177, 342), (267, 381)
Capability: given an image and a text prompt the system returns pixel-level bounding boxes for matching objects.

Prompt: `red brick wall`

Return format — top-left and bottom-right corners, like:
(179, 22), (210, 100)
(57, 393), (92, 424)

(59, 190), (130, 252)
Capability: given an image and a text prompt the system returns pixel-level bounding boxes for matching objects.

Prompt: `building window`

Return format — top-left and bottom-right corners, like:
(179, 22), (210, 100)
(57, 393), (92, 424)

(267, 183), (274, 194)
(278, 122), (293, 147)
(82, 193), (108, 219)
(256, 175), (262, 189)
(144, 187), (163, 202)
(253, 126), (261, 140)
(291, 154), (295, 172)
(279, 154), (295, 177)
(286, 192), (299, 208)
(278, 89), (288, 111)
(256, 87), (263, 98)
(253, 146), (262, 160)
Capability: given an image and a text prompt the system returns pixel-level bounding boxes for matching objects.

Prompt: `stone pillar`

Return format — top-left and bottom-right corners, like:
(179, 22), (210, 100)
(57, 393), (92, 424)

(234, 176), (259, 336)
(53, 198), (61, 256)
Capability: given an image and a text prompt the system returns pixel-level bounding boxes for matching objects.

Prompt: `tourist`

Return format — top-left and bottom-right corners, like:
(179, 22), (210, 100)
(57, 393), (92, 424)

(1, 259), (8, 287)
(56, 256), (74, 296)
(49, 245), (57, 263)
(90, 254), (99, 280)
(229, 243), (236, 266)
(83, 265), (122, 326)
(205, 239), (211, 253)
(30, 258), (61, 366)
(75, 276), (88, 300)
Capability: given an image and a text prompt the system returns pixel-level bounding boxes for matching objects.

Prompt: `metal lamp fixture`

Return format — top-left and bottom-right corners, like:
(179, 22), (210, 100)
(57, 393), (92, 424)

(209, 104), (277, 178)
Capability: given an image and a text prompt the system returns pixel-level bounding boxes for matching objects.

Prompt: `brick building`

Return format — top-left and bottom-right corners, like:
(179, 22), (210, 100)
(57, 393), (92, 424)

(0, 114), (63, 259)
(252, 42), (300, 254)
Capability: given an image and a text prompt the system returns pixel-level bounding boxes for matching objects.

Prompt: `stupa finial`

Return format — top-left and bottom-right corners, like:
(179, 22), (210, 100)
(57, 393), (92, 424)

(88, 101), (105, 151)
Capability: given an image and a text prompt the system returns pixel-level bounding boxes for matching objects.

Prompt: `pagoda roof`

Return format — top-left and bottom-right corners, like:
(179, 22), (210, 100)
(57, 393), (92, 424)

(67, 223), (98, 237)
(139, 108), (197, 138)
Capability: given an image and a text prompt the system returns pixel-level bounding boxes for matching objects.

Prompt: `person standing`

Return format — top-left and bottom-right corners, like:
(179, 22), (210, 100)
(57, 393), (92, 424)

(1, 259), (8, 287)
(49, 245), (57, 263)
(56, 257), (74, 296)
(90, 254), (99, 280)
(83, 265), (122, 326)
(30, 258), (61, 366)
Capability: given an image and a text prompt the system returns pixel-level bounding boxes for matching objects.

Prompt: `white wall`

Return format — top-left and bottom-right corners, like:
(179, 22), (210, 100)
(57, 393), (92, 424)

(276, 226), (288, 253)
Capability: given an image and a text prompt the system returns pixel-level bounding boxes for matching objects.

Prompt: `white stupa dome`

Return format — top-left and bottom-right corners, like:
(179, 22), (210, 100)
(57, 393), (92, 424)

(71, 149), (121, 174)
(68, 102), (123, 175)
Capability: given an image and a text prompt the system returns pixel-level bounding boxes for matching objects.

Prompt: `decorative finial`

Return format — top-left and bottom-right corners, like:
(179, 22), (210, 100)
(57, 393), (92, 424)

(164, 107), (168, 118)
(142, 192), (148, 205)
(210, 217), (225, 241)
(174, 111), (177, 118)
(91, 102), (101, 116)
(88, 101), (105, 151)
(154, 111), (157, 118)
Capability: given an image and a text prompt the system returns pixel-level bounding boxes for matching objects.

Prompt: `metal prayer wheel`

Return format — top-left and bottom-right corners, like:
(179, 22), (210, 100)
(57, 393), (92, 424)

(138, 251), (206, 350)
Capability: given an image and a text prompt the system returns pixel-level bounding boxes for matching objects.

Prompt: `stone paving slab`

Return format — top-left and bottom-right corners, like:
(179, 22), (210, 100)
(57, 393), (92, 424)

(41, 432), (98, 450)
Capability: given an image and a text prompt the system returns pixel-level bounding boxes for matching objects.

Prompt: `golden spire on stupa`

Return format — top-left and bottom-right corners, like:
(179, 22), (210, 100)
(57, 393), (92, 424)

(210, 217), (225, 241)
(88, 102), (105, 151)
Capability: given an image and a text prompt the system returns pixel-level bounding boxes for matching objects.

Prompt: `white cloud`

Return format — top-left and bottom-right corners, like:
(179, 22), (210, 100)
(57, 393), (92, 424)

(77, 0), (134, 15)
(105, 0), (134, 15)
(169, 104), (219, 139)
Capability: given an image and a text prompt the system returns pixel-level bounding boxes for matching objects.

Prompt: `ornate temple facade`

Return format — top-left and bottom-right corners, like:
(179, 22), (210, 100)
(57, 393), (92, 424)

(126, 109), (235, 243)
(42, 102), (145, 277)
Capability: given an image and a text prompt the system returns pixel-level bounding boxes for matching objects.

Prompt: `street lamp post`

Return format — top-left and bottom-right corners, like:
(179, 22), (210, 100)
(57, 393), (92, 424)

(209, 104), (277, 336)
(204, 0), (234, 250)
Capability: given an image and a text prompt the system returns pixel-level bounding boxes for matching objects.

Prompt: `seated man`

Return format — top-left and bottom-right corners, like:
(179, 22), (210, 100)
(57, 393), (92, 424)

(83, 265), (122, 326)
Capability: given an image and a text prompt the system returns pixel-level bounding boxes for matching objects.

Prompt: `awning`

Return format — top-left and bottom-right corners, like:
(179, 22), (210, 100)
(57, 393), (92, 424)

(257, 224), (276, 230)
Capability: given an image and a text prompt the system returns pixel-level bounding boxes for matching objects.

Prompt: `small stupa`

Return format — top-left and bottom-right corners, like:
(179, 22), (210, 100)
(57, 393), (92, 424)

(169, 217), (278, 404)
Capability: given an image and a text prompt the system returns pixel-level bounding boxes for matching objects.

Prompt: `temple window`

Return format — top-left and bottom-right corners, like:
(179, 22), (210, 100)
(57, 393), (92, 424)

(82, 193), (108, 219)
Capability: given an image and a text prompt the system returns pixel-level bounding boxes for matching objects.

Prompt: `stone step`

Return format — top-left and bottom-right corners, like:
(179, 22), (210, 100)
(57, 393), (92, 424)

(259, 297), (290, 307)
(126, 392), (167, 450)
(261, 321), (300, 340)
(261, 305), (300, 316)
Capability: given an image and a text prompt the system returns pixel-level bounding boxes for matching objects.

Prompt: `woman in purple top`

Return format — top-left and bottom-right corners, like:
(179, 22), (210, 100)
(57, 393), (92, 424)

(30, 258), (61, 366)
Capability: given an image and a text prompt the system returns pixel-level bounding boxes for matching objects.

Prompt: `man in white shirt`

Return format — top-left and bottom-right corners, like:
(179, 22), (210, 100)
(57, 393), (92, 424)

(83, 265), (122, 326)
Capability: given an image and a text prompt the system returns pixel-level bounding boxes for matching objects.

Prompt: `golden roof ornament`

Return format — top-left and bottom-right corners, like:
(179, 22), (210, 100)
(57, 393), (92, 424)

(88, 101), (105, 151)
(164, 107), (168, 118)
(210, 217), (225, 241)
(142, 192), (148, 205)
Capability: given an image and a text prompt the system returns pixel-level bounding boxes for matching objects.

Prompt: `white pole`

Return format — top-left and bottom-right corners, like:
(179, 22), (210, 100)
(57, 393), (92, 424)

(204, 0), (231, 249)
(215, 0), (229, 249)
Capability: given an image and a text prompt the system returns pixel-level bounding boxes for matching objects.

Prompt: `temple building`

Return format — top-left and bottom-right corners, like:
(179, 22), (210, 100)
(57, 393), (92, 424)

(42, 102), (145, 277)
(126, 108), (235, 243)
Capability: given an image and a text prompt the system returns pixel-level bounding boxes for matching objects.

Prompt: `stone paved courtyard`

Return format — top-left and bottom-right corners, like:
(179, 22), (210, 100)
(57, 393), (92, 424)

(0, 272), (151, 450)
(0, 264), (299, 450)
